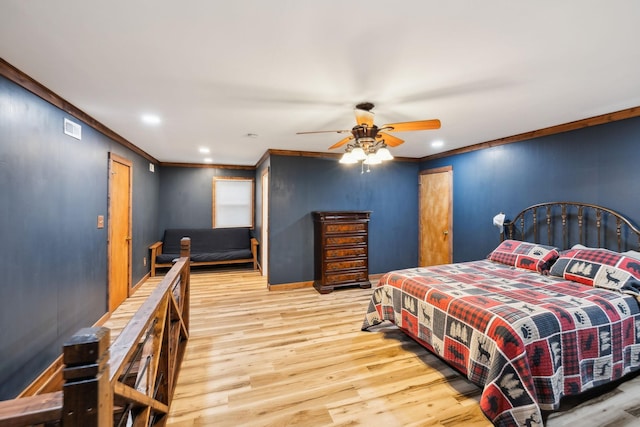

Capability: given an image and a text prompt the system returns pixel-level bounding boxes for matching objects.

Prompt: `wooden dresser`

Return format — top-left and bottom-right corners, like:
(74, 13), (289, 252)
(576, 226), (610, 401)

(312, 211), (371, 294)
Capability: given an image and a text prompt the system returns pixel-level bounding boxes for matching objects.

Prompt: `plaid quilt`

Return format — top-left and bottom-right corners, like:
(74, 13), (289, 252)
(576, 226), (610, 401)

(361, 260), (640, 427)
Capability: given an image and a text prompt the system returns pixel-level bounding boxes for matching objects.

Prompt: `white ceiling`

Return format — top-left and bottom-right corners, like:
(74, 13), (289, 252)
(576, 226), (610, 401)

(1, 1), (639, 166)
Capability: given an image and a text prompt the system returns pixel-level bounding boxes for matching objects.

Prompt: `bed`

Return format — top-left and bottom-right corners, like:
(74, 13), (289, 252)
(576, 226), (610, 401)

(362, 202), (640, 427)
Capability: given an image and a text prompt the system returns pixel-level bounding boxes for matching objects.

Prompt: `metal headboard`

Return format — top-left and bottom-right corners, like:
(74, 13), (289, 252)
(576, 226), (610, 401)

(503, 202), (640, 251)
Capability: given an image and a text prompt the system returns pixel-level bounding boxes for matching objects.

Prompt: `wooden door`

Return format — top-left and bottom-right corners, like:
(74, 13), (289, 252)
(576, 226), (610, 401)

(108, 153), (132, 312)
(261, 168), (269, 279)
(419, 166), (453, 266)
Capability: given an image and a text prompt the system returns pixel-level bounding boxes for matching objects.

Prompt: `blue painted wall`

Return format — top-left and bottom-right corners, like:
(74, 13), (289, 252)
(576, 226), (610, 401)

(157, 166), (255, 235)
(421, 116), (640, 262)
(268, 154), (420, 285)
(0, 75), (160, 399)
(155, 155), (420, 286)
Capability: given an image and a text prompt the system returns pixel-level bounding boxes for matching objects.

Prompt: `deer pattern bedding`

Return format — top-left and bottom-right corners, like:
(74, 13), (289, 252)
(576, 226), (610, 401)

(361, 260), (640, 427)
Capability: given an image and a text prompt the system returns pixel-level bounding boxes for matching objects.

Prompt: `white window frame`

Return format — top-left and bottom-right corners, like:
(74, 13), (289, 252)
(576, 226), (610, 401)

(212, 177), (255, 228)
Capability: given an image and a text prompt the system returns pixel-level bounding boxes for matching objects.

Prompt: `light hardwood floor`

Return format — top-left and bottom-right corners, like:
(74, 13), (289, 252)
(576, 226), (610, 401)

(124, 268), (640, 427)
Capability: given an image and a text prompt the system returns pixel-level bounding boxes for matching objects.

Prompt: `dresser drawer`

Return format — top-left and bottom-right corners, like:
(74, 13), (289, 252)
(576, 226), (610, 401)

(326, 234), (367, 246)
(325, 259), (367, 272)
(325, 269), (368, 285)
(313, 211), (371, 293)
(325, 246), (367, 259)
(325, 222), (367, 234)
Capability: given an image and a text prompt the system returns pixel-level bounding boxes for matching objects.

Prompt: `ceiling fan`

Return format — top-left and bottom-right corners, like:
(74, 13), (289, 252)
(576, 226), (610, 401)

(296, 102), (441, 157)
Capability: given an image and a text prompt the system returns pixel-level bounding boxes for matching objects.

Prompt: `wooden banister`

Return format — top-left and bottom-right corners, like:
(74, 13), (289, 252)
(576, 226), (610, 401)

(251, 237), (259, 270)
(0, 392), (62, 427)
(0, 238), (192, 426)
(180, 237), (191, 332)
(62, 327), (112, 426)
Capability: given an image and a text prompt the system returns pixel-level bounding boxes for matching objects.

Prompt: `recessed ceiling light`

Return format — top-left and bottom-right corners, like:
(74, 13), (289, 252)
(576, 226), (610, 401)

(431, 140), (444, 148)
(141, 114), (161, 125)
(203, 158), (213, 163)
(199, 147), (210, 154)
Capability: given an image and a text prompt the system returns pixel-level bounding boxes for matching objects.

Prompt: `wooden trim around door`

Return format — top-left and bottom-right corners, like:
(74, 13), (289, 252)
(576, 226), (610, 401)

(420, 166), (453, 175)
(260, 168), (269, 279)
(108, 153), (133, 312)
(419, 166), (453, 265)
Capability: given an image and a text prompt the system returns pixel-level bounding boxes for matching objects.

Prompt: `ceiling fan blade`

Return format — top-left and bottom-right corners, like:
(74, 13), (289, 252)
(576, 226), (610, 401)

(296, 129), (351, 135)
(377, 132), (404, 147)
(329, 135), (353, 150)
(354, 108), (374, 127)
(382, 119), (441, 132)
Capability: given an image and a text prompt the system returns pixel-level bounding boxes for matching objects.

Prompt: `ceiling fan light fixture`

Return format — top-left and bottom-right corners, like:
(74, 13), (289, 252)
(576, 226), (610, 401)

(339, 151), (358, 164)
(363, 152), (382, 165)
(376, 146), (393, 161)
(358, 136), (376, 144)
(297, 102), (439, 172)
(351, 146), (367, 161)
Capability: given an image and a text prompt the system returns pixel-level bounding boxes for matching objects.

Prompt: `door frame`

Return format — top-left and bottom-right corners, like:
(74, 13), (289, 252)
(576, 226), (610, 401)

(419, 166), (453, 265)
(261, 167), (269, 280)
(108, 152), (132, 312)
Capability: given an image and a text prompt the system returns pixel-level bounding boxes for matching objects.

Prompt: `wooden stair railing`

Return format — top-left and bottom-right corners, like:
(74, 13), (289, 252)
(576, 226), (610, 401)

(0, 237), (191, 427)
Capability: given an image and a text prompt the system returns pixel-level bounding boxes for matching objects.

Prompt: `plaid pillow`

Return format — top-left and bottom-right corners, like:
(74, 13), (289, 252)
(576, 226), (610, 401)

(488, 240), (560, 273)
(549, 248), (640, 297)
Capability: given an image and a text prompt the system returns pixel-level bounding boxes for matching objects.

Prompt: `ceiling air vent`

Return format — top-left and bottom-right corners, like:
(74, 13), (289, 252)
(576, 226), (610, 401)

(64, 118), (82, 140)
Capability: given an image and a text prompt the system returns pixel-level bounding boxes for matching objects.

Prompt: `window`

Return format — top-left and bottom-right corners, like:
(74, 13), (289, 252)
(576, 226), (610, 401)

(212, 177), (254, 228)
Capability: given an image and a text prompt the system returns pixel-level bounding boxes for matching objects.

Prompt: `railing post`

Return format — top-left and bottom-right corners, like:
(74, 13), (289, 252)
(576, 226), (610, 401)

(62, 327), (111, 426)
(180, 237), (191, 330)
(180, 237), (191, 261)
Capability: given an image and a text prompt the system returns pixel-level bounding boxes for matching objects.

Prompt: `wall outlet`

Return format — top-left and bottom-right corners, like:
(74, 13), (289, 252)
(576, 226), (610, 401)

(97, 215), (104, 229)
(143, 257), (147, 267)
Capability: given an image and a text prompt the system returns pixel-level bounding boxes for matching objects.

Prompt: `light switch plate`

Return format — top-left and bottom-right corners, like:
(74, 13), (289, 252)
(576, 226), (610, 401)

(97, 215), (104, 229)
